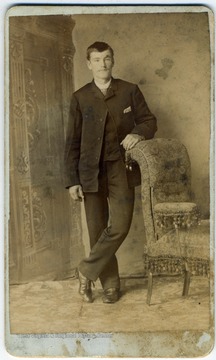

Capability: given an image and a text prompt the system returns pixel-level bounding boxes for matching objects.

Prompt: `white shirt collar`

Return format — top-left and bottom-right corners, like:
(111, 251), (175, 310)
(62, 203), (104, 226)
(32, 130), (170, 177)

(94, 78), (112, 90)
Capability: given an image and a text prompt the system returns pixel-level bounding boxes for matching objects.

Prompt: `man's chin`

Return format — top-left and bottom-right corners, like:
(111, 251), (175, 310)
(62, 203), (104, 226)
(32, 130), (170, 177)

(97, 74), (112, 81)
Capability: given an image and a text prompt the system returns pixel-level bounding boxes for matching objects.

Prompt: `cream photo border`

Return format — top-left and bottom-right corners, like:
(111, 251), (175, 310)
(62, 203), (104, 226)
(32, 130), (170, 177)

(3, 3), (215, 358)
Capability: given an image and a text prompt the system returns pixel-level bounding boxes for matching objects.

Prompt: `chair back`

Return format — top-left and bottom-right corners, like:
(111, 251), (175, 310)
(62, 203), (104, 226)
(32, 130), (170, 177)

(128, 138), (192, 246)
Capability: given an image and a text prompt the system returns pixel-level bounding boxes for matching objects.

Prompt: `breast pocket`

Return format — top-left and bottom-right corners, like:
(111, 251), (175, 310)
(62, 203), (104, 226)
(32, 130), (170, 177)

(121, 104), (134, 123)
(123, 105), (132, 114)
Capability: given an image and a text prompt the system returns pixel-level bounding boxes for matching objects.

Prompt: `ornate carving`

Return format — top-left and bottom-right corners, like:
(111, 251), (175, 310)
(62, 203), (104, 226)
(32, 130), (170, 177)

(22, 187), (47, 248)
(21, 188), (33, 248)
(23, 253), (37, 266)
(13, 100), (25, 120)
(69, 201), (82, 246)
(25, 68), (37, 97)
(32, 190), (47, 242)
(17, 151), (29, 174)
(10, 40), (23, 60)
(62, 55), (73, 73)
(24, 68), (41, 150)
(9, 16), (78, 283)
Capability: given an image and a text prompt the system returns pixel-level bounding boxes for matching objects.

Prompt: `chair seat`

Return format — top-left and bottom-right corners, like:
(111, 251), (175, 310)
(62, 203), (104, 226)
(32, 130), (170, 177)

(154, 202), (198, 214)
(144, 220), (210, 276)
(154, 202), (199, 229)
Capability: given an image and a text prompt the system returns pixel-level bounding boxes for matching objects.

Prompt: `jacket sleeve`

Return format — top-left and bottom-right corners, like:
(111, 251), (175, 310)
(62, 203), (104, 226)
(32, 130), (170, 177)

(130, 85), (157, 139)
(64, 94), (82, 189)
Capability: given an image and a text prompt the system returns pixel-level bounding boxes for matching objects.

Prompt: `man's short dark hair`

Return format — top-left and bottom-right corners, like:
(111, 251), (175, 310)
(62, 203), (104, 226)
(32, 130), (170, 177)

(86, 41), (114, 60)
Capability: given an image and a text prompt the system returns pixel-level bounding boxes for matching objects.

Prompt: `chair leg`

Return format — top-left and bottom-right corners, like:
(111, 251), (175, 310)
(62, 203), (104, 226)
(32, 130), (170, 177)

(182, 262), (191, 297)
(147, 271), (153, 305)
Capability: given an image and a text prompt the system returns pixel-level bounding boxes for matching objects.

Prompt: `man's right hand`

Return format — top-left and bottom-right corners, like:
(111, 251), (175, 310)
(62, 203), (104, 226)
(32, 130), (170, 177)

(69, 185), (84, 202)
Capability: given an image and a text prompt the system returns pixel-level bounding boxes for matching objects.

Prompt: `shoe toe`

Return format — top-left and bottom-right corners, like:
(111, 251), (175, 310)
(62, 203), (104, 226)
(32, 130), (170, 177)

(103, 288), (120, 304)
(83, 291), (93, 303)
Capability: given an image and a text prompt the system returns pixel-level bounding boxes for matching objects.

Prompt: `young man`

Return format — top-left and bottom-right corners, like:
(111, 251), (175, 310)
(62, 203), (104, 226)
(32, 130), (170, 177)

(64, 41), (157, 303)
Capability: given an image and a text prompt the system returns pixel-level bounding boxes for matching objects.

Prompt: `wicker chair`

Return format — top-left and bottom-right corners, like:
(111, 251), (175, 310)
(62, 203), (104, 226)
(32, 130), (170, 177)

(127, 138), (210, 305)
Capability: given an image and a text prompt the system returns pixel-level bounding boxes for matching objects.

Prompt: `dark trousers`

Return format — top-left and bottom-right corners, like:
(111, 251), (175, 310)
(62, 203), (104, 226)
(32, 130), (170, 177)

(79, 159), (135, 290)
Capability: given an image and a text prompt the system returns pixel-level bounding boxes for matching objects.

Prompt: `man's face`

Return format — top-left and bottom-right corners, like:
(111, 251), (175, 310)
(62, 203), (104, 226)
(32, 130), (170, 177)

(87, 49), (114, 82)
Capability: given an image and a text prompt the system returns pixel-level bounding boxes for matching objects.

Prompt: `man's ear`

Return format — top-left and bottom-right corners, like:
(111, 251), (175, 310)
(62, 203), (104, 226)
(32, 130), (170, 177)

(87, 60), (92, 70)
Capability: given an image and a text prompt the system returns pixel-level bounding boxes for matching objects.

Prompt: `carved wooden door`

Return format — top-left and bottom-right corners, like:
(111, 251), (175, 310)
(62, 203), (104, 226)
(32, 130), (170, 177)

(9, 16), (84, 284)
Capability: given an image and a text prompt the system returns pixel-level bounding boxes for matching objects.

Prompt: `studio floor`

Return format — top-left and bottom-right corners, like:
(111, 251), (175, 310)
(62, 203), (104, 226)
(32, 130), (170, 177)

(6, 275), (214, 357)
(9, 275), (211, 334)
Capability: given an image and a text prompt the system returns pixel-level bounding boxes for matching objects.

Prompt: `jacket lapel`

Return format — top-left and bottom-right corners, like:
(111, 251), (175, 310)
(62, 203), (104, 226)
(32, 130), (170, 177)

(90, 80), (104, 99)
(105, 79), (118, 100)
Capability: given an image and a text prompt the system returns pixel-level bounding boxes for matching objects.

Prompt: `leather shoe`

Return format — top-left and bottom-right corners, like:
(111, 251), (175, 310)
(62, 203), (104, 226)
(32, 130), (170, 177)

(102, 288), (120, 304)
(78, 270), (93, 303)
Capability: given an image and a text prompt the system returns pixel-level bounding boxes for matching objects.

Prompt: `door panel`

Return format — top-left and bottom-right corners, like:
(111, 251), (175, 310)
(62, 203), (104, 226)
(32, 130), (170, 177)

(9, 16), (84, 284)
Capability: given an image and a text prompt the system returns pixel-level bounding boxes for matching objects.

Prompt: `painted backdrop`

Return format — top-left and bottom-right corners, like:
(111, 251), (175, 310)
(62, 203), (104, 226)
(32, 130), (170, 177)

(71, 12), (211, 275)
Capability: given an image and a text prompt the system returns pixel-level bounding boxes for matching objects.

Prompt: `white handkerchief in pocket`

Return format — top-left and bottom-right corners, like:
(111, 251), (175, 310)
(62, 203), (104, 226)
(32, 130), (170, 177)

(123, 106), (132, 114)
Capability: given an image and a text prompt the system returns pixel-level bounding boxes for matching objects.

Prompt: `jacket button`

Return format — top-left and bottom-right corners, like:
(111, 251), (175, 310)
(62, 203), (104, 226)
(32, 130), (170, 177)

(99, 118), (103, 122)
(97, 137), (101, 141)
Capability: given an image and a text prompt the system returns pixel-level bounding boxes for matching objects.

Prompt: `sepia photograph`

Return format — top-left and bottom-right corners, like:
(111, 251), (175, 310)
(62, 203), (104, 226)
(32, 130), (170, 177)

(4, 4), (214, 358)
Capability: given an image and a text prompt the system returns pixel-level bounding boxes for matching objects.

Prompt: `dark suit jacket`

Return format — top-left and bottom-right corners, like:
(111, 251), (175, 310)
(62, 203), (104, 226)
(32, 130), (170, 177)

(64, 78), (157, 192)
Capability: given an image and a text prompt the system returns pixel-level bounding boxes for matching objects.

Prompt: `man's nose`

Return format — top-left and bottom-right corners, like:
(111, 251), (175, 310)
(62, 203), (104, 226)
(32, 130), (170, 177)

(100, 59), (106, 67)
